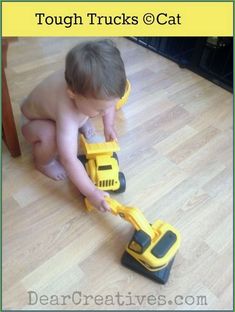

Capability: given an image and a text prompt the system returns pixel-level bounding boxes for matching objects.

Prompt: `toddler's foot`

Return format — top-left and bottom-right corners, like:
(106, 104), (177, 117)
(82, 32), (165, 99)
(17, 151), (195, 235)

(79, 121), (96, 140)
(35, 159), (67, 181)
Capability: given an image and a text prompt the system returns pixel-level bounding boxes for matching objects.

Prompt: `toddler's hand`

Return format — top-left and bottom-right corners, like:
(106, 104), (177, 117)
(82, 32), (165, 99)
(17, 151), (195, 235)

(104, 126), (118, 142)
(87, 189), (110, 212)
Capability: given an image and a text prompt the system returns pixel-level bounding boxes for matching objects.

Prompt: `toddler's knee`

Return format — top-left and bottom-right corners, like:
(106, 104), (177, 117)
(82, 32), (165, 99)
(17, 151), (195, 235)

(43, 122), (56, 144)
(21, 124), (27, 137)
(22, 120), (56, 145)
(21, 123), (31, 141)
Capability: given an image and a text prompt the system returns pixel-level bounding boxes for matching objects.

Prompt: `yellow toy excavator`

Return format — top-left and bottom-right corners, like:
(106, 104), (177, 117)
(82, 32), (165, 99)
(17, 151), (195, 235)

(85, 197), (181, 284)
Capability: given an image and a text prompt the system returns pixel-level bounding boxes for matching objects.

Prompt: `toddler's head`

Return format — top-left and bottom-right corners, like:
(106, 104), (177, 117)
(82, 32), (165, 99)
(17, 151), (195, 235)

(65, 40), (126, 117)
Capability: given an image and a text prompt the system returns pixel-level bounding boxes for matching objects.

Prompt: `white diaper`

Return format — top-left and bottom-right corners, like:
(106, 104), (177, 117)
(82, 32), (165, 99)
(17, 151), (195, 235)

(19, 97), (31, 128)
(20, 113), (30, 128)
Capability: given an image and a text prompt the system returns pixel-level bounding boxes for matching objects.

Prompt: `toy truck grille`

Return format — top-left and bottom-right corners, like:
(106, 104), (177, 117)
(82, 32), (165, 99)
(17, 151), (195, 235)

(99, 180), (115, 188)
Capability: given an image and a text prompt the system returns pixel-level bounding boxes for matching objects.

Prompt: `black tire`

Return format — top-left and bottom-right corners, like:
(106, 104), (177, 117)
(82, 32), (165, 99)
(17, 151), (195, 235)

(112, 152), (119, 165)
(78, 155), (87, 167)
(116, 172), (126, 193)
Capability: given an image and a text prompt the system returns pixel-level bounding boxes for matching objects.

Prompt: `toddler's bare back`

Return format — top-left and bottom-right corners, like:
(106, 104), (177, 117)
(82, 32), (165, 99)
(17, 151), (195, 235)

(21, 69), (88, 127)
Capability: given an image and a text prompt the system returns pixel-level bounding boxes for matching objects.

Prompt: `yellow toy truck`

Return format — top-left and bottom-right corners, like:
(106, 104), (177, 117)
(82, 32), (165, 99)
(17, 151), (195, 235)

(78, 135), (126, 193)
(85, 197), (181, 284)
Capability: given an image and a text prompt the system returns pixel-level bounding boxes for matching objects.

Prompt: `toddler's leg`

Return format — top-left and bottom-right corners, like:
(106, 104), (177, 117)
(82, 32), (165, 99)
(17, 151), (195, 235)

(79, 119), (96, 140)
(22, 120), (67, 181)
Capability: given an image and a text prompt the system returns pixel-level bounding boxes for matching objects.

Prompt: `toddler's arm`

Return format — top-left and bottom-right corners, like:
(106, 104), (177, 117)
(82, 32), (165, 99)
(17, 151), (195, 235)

(56, 116), (110, 212)
(102, 105), (117, 142)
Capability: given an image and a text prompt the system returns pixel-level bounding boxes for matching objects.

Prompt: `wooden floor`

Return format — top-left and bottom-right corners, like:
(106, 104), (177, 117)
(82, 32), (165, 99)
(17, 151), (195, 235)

(3, 37), (233, 310)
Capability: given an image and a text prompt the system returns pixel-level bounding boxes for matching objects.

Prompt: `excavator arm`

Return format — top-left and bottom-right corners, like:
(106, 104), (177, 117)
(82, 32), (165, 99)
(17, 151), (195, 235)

(85, 197), (155, 239)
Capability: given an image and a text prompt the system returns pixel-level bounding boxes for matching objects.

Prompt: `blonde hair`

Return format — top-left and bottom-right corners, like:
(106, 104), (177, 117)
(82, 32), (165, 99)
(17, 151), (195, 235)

(65, 40), (126, 99)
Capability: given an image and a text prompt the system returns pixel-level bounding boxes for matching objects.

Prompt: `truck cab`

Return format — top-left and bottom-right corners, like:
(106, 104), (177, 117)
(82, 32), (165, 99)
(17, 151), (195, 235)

(79, 135), (126, 193)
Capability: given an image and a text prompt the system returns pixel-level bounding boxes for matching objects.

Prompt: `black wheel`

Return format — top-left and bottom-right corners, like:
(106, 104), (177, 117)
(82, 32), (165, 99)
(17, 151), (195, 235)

(115, 172), (126, 193)
(78, 155), (87, 167)
(112, 152), (119, 164)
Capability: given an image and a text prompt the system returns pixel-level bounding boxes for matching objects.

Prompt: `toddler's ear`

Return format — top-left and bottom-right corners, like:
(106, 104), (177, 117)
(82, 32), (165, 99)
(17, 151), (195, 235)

(67, 88), (76, 100)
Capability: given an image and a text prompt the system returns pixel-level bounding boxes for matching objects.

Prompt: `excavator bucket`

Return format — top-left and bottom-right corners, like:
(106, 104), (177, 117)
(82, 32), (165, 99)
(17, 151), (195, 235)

(115, 80), (131, 110)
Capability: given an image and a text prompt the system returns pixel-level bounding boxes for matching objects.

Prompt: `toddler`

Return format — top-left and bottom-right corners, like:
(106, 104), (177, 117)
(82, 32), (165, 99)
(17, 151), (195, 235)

(21, 40), (126, 212)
